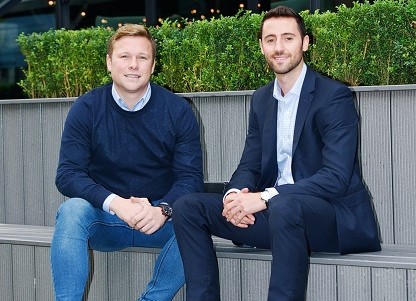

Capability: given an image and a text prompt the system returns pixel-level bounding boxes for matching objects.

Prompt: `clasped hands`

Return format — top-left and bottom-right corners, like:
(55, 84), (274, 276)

(222, 188), (267, 228)
(110, 196), (167, 234)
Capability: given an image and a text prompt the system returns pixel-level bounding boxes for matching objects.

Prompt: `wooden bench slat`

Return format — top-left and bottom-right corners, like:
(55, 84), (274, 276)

(1, 224), (416, 270)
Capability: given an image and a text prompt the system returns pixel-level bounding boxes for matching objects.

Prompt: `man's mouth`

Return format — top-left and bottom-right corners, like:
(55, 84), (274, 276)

(273, 56), (287, 61)
(125, 74), (140, 78)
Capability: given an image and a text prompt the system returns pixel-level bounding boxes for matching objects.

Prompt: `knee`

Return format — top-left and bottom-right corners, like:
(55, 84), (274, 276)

(52, 199), (95, 249)
(55, 198), (94, 226)
(173, 193), (191, 211)
(268, 195), (303, 228)
(172, 193), (219, 225)
(172, 193), (202, 219)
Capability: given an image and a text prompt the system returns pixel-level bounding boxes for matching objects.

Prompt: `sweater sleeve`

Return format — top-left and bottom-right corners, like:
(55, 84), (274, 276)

(55, 96), (112, 208)
(159, 100), (204, 205)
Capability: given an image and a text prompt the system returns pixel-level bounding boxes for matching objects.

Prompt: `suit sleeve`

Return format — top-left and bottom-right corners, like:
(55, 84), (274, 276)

(226, 95), (263, 192)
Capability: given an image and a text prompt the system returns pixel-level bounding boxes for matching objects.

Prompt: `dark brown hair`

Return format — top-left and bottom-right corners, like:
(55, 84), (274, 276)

(258, 6), (307, 40)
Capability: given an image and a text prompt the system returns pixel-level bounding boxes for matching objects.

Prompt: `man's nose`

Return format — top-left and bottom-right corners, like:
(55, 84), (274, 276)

(273, 39), (284, 52)
(129, 58), (139, 69)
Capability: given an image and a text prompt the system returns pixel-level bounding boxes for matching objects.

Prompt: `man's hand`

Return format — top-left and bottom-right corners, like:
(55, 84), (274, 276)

(222, 188), (267, 228)
(130, 197), (168, 234)
(109, 196), (167, 234)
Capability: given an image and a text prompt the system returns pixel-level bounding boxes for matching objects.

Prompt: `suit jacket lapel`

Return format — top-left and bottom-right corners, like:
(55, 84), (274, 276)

(292, 68), (315, 153)
(262, 87), (278, 185)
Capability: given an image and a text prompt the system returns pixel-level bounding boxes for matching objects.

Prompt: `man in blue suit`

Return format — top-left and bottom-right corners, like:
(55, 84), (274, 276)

(172, 6), (381, 301)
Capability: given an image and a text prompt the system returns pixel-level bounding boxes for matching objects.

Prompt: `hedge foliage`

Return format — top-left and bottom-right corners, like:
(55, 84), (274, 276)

(17, 27), (112, 98)
(303, 0), (416, 86)
(150, 11), (272, 92)
(17, 0), (416, 98)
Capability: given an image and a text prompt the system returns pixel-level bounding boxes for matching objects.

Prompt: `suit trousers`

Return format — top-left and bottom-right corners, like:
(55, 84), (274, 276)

(173, 192), (340, 301)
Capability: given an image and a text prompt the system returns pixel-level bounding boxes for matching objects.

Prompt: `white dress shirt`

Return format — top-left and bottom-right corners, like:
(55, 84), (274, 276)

(267, 63), (307, 198)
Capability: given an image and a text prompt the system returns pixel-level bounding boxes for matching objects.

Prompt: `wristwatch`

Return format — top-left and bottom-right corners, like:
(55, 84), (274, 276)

(260, 190), (271, 207)
(157, 203), (173, 218)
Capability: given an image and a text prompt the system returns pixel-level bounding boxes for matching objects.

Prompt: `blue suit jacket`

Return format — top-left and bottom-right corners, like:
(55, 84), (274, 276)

(226, 67), (381, 254)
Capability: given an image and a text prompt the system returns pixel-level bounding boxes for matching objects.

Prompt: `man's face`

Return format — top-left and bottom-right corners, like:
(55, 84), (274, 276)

(106, 36), (155, 99)
(260, 17), (309, 76)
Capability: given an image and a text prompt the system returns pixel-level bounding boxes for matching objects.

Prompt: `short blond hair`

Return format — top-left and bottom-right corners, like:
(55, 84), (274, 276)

(107, 24), (156, 59)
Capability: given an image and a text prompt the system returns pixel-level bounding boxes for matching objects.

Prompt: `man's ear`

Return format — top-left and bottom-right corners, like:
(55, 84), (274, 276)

(302, 35), (310, 52)
(106, 54), (112, 72)
(259, 39), (265, 55)
(151, 60), (156, 74)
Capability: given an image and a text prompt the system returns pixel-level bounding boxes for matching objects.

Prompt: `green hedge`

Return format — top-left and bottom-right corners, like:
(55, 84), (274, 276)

(17, 27), (112, 98)
(17, 0), (416, 98)
(303, 0), (416, 86)
(150, 11), (272, 92)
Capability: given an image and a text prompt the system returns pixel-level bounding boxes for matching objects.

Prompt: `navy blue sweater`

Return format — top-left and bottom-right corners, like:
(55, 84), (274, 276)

(56, 82), (204, 209)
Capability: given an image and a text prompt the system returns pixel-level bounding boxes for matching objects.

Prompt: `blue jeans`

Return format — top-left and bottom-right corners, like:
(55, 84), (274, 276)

(51, 198), (184, 301)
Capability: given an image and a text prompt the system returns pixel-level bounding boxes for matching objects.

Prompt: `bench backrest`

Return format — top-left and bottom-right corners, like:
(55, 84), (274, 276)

(0, 85), (415, 246)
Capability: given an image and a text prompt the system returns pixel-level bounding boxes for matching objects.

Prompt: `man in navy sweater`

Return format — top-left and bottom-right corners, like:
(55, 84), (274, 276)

(51, 24), (203, 301)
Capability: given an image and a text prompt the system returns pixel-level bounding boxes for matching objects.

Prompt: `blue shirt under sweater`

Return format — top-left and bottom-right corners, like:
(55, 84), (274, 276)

(56, 82), (204, 209)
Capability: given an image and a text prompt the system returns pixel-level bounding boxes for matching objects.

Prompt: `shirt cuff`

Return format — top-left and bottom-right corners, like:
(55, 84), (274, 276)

(265, 187), (278, 198)
(222, 188), (241, 203)
(103, 193), (117, 215)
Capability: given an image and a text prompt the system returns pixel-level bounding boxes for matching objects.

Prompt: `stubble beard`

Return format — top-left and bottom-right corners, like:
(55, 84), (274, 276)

(267, 53), (303, 75)
(266, 43), (305, 75)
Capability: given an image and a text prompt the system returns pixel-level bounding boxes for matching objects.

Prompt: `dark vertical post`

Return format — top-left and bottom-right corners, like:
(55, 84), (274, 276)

(310, 0), (321, 12)
(145, 0), (159, 26)
(56, 0), (70, 29)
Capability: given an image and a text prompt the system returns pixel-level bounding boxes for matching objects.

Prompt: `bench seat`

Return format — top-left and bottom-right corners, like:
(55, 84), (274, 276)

(2, 225), (416, 300)
(2, 223), (416, 268)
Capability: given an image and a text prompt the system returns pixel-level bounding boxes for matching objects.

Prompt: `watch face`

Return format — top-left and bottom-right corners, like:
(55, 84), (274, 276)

(159, 204), (172, 217)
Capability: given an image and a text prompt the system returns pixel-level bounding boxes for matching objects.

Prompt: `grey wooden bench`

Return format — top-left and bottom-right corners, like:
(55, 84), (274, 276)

(2, 223), (416, 269)
(1, 86), (416, 300)
(1, 223), (416, 301)
(1, 185), (416, 301)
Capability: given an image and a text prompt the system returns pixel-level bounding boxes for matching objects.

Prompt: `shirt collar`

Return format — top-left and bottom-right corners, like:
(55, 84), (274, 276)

(273, 63), (307, 100)
(111, 83), (152, 112)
